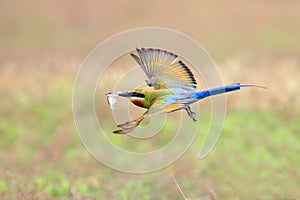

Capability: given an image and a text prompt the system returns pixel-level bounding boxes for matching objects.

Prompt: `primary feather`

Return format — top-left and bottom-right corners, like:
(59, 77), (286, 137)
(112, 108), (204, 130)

(131, 48), (197, 90)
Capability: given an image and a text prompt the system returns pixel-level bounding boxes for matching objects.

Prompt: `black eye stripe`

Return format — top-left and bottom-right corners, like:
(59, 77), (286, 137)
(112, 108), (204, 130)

(131, 92), (145, 98)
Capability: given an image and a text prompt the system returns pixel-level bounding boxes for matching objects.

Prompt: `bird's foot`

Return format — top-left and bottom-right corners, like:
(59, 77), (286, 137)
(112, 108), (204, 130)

(185, 105), (197, 122)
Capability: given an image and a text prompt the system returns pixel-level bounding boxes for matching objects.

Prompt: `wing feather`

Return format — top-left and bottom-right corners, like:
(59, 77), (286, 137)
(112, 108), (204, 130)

(147, 96), (182, 114)
(131, 48), (197, 90)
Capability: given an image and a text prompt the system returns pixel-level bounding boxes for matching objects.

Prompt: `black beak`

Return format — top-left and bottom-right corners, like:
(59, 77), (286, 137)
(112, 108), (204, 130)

(106, 91), (132, 97)
(118, 92), (132, 97)
(106, 91), (145, 98)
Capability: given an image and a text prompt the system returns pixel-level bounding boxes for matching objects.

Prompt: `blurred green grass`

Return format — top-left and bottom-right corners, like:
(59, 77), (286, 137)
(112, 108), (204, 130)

(0, 76), (299, 199)
(1, 0), (300, 199)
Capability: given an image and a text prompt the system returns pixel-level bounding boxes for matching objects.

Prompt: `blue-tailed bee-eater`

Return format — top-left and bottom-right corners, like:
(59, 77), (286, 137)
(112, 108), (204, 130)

(106, 48), (265, 134)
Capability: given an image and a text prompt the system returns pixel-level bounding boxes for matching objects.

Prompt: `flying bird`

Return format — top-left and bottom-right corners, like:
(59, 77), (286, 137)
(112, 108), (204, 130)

(106, 48), (265, 134)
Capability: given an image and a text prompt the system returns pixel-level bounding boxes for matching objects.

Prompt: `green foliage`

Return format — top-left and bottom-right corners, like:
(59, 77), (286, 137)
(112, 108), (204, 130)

(0, 180), (8, 192)
(0, 120), (20, 147)
(45, 179), (69, 197)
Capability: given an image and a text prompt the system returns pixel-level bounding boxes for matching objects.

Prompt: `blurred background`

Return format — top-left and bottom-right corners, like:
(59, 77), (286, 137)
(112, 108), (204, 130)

(1, 0), (299, 199)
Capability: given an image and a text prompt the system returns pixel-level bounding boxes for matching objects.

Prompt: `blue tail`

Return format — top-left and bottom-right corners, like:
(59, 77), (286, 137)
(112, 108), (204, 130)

(195, 83), (265, 99)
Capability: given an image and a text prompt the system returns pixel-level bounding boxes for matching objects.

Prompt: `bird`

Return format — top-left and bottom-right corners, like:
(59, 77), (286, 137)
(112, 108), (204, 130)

(106, 48), (265, 134)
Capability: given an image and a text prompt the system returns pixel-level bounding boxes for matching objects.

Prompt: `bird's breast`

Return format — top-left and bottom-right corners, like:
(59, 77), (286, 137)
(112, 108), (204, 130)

(131, 98), (148, 108)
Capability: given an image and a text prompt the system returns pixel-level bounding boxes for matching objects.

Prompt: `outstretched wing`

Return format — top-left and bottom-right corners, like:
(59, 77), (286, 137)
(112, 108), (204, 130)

(131, 48), (197, 90)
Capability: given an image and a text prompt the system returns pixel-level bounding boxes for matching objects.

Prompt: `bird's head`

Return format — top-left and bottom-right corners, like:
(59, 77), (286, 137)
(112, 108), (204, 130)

(118, 89), (148, 108)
